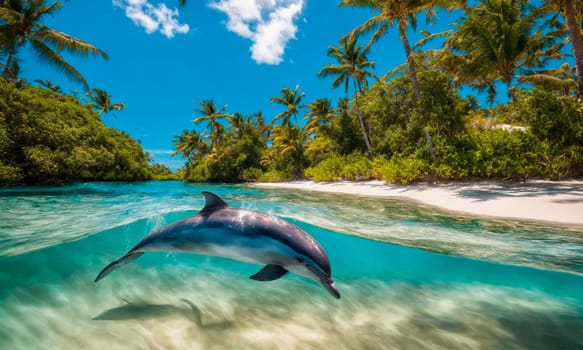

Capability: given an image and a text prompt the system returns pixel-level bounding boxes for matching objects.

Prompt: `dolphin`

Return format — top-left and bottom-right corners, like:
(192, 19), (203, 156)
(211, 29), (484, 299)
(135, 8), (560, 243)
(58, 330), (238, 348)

(95, 191), (340, 299)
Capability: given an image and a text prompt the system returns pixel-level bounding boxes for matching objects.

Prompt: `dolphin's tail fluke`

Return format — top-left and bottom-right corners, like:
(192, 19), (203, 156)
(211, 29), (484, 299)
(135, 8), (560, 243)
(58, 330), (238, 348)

(95, 251), (144, 282)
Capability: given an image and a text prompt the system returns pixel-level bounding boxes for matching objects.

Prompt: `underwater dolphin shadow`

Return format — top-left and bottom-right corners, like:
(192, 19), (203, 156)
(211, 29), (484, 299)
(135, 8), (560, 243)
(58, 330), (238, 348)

(95, 191), (340, 299)
(93, 298), (234, 330)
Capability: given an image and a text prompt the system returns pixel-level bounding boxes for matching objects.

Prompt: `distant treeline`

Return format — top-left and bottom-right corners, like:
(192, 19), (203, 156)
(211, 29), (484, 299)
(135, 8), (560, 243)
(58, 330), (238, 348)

(0, 80), (170, 186)
(174, 72), (583, 184)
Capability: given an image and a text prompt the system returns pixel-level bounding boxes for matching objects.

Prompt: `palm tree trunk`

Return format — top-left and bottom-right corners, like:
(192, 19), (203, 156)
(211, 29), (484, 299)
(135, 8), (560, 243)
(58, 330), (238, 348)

(507, 79), (516, 102)
(399, 22), (421, 101)
(564, 0), (583, 97)
(352, 80), (372, 155)
(398, 20), (435, 158)
(2, 47), (17, 80)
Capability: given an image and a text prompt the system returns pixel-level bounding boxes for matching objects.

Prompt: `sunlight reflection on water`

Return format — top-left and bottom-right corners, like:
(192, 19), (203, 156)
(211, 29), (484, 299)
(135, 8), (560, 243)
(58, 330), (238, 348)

(1, 182), (582, 349)
(1, 181), (582, 273)
(1, 264), (581, 350)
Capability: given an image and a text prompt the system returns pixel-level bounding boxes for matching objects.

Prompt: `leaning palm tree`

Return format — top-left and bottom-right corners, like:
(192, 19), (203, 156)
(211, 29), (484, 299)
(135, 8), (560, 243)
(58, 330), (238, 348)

(0, 0), (108, 90)
(542, 0), (583, 96)
(340, 0), (465, 157)
(193, 99), (231, 145)
(85, 88), (125, 115)
(445, 0), (563, 101)
(317, 34), (376, 154)
(270, 85), (305, 127)
(340, 0), (464, 104)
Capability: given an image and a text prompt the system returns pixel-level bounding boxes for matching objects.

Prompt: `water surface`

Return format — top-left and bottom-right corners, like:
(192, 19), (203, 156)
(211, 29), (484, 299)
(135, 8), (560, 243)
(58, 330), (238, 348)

(1, 181), (582, 349)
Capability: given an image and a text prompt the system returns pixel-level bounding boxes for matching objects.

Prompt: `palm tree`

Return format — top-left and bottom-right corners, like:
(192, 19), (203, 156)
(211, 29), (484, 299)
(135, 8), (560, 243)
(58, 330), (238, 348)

(542, 0), (583, 96)
(303, 97), (334, 137)
(270, 85), (305, 127)
(340, 0), (463, 102)
(34, 79), (61, 92)
(229, 112), (253, 139)
(520, 62), (578, 96)
(252, 110), (271, 140)
(193, 100), (231, 145)
(271, 124), (307, 174)
(172, 129), (207, 160)
(445, 0), (563, 101)
(0, 0), (108, 90)
(340, 0), (466, 157)
(317, 34), (376, 154)
(85, 88), (125, 115)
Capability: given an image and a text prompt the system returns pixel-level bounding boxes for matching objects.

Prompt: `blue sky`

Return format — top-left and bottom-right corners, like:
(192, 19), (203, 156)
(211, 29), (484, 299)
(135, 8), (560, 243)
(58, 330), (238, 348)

(18, 1), (458, 169)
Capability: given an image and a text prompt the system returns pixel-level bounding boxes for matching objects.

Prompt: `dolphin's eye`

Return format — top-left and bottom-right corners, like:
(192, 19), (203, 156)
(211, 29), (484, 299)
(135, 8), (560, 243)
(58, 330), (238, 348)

(296, 257), (304, 263)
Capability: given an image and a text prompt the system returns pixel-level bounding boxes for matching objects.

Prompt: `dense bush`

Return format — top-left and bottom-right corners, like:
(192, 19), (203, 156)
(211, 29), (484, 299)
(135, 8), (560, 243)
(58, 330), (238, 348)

(304, 153), (377, 181)
(0, 79), (153, 185)
(181, 123), (265, 182)
(361, 70), (472, 157)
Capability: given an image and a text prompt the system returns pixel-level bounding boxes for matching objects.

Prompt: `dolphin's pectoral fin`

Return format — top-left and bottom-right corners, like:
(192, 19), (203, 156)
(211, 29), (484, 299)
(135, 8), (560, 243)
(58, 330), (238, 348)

(249, 264), (288, 281)
(95, 251), (144, 282)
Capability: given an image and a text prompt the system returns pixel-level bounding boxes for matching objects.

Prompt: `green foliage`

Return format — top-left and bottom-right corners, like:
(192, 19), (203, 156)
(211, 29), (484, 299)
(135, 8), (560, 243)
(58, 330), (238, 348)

(520, 89), (583, 147)
(324, 98), (364, 155)
(257, 169), (297, 182)
(0, 162), (22, 184)
(0, 79), (152, 185)
(303, 87), (582, 183)
(149, 163), (178, 180)
(304, 153), (376, 182)
(180, 120), (265, 182)
(375, 155), (428, 184)
(362, 70), (471, 157)
(304, 156), (347, 182)
(241, 167), (263, 182)
(466, 129), (541, 179)
(304, 135), (340, 166)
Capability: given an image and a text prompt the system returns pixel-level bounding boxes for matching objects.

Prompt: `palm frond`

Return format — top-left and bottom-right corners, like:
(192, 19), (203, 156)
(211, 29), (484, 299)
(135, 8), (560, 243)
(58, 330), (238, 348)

(29, 35), (89, 90)
(35, 27), (109, 59)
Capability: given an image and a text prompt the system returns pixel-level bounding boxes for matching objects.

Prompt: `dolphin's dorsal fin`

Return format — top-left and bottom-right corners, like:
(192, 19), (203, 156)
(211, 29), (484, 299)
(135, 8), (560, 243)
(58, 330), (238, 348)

(201, 191), (229, 213)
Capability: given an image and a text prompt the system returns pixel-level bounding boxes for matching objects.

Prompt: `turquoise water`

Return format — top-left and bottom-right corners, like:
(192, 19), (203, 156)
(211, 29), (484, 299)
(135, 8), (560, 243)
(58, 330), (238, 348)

(1, 181), (582, 349)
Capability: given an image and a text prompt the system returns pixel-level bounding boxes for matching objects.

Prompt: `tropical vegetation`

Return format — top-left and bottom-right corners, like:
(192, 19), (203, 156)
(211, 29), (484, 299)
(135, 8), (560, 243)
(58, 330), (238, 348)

(0, 79), (168, 185)
(0, 0), (172, 186)
(1, 0), (582, 186)
(172, 0), (582, 183)
(0, 0), (108, 90)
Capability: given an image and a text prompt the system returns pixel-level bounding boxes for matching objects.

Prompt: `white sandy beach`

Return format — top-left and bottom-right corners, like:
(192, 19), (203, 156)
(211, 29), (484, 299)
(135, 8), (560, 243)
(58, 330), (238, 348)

(254, 180), (583, 225)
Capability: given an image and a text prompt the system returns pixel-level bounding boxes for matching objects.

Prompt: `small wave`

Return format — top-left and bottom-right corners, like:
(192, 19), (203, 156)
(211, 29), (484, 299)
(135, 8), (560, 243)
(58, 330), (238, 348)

(1, 182), (582, 276)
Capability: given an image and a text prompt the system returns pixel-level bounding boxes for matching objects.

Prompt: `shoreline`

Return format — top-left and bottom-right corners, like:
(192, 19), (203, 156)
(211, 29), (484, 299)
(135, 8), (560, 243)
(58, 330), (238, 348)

(252, 180), (583, 225)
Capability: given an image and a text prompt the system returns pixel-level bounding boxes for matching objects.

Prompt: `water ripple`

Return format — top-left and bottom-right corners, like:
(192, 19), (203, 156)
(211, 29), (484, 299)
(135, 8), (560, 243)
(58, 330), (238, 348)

(1, 181), (582, 276)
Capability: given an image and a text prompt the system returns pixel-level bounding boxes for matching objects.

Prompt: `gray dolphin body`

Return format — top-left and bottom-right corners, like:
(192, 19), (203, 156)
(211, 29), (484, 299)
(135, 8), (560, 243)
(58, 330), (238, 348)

(95, 192), (340, 299)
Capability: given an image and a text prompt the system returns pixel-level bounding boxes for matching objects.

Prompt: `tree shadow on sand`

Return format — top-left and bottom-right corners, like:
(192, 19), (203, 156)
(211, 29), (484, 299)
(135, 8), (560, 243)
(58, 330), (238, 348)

(455, 182), (583, 203)
(93, 298), (234, 331)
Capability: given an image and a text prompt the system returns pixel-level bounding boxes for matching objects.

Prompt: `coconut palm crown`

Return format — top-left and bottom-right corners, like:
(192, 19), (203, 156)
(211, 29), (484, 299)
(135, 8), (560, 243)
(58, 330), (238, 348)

(0, 0), (108, 90)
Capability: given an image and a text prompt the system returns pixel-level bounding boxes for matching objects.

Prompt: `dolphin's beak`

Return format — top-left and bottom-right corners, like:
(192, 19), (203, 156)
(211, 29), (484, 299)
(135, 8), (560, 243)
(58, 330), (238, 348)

(323, 280), (340, 299)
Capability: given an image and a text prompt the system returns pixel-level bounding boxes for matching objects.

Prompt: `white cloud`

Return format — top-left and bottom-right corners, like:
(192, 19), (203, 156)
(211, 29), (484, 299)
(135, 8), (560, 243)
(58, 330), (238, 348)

(209, 0), (305, 65)
(113, 0), (190, 38)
